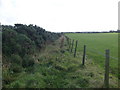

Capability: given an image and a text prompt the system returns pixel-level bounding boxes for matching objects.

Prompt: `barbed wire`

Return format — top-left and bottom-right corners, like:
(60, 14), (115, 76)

(65, 38), (118, 61)
(87, 47), (118, 60)
(80, 47), (117, 61)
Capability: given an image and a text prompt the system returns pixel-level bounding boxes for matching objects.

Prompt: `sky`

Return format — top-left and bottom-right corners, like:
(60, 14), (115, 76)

(0, 0), (119, 32)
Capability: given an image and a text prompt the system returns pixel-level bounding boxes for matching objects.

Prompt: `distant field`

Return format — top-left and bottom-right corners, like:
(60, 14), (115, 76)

(65, 33), (118, 76)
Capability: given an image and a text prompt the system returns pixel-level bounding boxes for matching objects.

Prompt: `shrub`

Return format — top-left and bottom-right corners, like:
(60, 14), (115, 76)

(22, 55), (35, 67)
(10, 54), (22, 65)
(26, 66), (35, 73)
(10, 63), (23, 73)
(12, 82), (20, 88)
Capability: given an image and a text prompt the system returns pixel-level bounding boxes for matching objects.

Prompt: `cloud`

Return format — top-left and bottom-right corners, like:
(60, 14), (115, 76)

(0, 0), (119, 32)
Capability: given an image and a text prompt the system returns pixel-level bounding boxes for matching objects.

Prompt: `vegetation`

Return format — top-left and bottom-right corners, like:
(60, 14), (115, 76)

(65, 33), (118, 77)
(2, 24), (118, 88)
(2, 24), (61, 87)
(3, 35), (118, 88)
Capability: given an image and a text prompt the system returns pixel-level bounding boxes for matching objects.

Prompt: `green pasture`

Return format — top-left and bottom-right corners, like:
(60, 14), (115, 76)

(65, 33), (118, 76)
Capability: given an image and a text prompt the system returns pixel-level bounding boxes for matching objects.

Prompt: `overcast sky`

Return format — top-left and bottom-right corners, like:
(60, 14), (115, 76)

(0, 0), (119, 32)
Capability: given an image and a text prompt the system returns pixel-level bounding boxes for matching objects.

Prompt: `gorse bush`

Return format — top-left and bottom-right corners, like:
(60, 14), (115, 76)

(10, 54), (22, 65)
(2, 24), (61, 58)
(2, 23), (61, 65)
(10, 63), (23, 73)
(2, 24), (61, 87)
(22, 55), (35, 67)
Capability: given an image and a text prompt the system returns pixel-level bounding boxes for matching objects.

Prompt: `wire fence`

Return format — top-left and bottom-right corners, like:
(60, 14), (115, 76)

(65, 36), (118, 88)
(88, 47), (118, 61)
(66, 37), (118, 61)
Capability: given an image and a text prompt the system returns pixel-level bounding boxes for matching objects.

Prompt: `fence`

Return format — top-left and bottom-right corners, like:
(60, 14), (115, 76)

(65, 36), (118, 88)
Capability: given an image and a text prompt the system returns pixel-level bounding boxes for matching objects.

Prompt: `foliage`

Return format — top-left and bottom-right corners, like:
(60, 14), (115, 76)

(2, 25), (117, 88)
(10, 63), (23, 73)
(2, 34), (118, 88)
(22, 54), (35, 67)
(2, 24), (61, 57)
(10, 54), (22, 65)
(2, 24), (61, 88)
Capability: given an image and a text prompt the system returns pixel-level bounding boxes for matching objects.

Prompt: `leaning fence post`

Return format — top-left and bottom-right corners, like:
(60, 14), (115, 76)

(71, 39), (74, 53)
(82, 45), (86, 65)
(104, 49), (110, 88)
(74, 40), (78, 57)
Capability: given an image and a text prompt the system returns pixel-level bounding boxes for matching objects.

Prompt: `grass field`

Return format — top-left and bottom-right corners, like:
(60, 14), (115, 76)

(65, 33), (118, 77)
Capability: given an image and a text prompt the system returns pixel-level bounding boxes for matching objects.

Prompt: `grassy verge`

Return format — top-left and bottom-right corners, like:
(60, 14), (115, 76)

(4, 35), (118, 88)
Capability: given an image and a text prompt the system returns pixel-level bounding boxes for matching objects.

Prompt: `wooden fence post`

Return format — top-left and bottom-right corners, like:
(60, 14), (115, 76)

(71, 39), (74, 53)
(69, 39), (71, 52)
(67, 38), (69, 49)
(82, 45), (86, 65)
(60, 36), (64, 48)
(66, 36), (69, 45)
(104, 49), (110, 88)
(74, 40), (78, 57)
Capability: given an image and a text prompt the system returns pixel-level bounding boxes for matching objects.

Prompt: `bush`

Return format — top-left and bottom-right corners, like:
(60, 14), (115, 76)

(10, 54), (22, 65)
(26, 66), (35, 73)
(12, 82), (20, 88)
(10, 63), (23, 73)
(22, 55), (35, 67)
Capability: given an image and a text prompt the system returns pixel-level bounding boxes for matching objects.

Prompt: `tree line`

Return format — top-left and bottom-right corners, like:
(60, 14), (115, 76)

(63, 30), (119, 33)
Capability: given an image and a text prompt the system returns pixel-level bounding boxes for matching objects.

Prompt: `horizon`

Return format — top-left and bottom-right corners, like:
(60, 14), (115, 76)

(1, 23), (118, 33)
